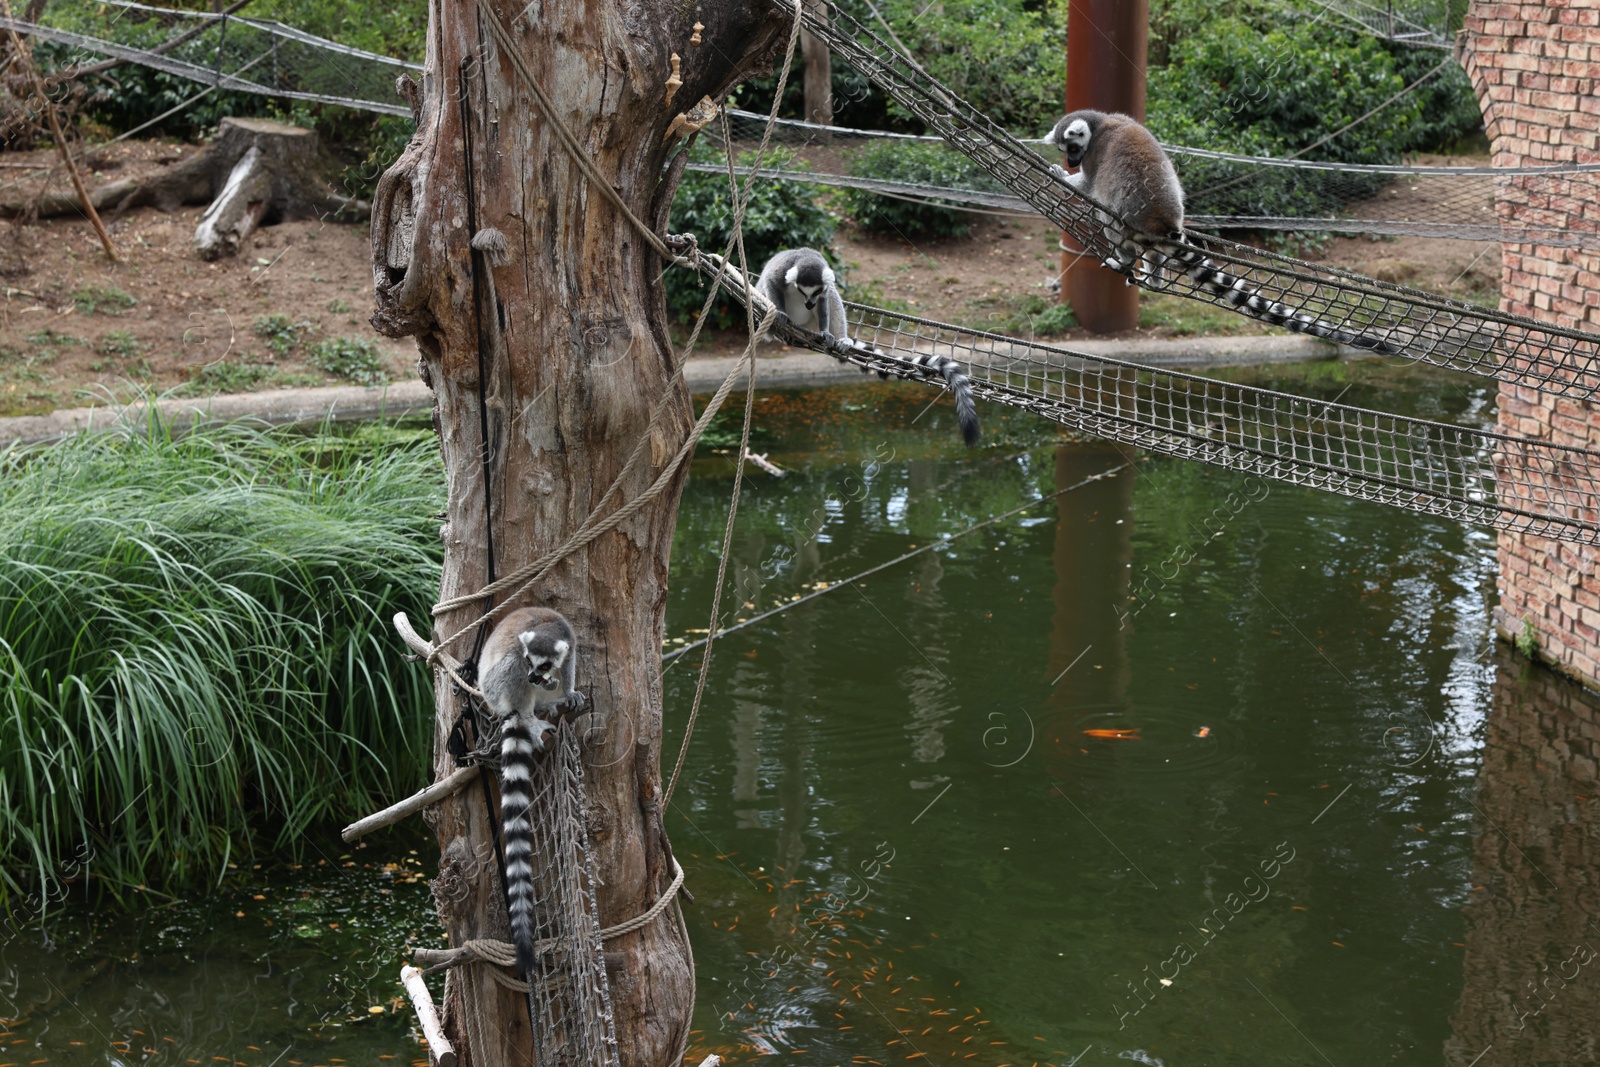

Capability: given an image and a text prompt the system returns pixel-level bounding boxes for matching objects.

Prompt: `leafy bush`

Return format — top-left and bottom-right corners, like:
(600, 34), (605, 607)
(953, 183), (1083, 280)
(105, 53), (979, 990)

(1145, 19), (1425, 219)
(71, 286), (137, 316)
(878, 0), (1067, 133)
(841, 140), (1001, 239)
(308, 337), (390, 385)
(254, 313), (312, 357)
(667, 143), (837, 330)
(0, 421), (442, 900)
(1387, 44), (1484, 153)
(177, 357), (320, 396)
(1150, 20), (1420, 165)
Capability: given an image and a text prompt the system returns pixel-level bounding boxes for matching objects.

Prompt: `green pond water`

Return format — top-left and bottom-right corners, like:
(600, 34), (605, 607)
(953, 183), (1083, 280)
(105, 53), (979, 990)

(5, 359), (1599, 1067)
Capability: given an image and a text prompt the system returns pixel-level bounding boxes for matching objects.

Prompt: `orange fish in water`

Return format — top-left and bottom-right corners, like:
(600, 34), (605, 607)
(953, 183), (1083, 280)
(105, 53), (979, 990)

(1195, 726), (1211, 738)
(1082, 728), (1140, 740)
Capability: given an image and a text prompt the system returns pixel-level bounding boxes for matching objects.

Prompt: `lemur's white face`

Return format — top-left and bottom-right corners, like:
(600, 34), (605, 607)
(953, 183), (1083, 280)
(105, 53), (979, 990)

(784, 264), (835, 311)
(519, 634), (568, 689)
(1058, 118), (1092, 168)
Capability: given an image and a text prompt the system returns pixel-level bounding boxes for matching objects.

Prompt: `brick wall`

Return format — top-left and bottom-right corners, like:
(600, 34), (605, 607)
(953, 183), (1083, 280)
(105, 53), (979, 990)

(1459, 1), (1600, 690)
(1445, 647), (1600, 1063)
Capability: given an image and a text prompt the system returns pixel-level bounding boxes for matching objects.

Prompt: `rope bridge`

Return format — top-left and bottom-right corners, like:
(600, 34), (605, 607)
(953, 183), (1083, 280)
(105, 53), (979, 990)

(791, 0), (1600, 402)
(669, 242), (1600, 547)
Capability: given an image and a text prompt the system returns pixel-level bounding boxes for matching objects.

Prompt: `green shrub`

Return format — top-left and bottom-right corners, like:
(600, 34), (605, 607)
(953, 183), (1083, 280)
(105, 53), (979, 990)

(0, 421), (442, 900)
(254, 313), (312, 357)
(878, 0), (1067, 133)
(71, 286), (137, 316)
(177, 358), (321, 396)
(308, 337), (390, 385)
(667, 143), (837, 330)
(842, 140), (999, 239)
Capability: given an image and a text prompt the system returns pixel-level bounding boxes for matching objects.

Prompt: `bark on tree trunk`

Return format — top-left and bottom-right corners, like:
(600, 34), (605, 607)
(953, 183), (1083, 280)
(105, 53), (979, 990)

(800, 1), (833, 137)
(368, 2), (787, 1066)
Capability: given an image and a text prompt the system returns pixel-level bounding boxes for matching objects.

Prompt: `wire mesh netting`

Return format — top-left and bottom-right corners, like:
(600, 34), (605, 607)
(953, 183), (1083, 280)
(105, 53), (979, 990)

(672, 245), (1600, 545)
(3, 0), (416, 116)
(792, 0), (1600, 401)
(1307, 0), (1460, 48)
(13, 1), (1599, 247)
(511, 719), (621, 1067)
(710, 109), (1600, 246)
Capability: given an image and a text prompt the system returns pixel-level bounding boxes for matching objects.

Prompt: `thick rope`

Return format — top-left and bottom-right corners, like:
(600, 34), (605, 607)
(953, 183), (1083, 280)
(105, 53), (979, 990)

(416, 858), (687, 988)
(662, 111), (765, 810)
(474, 0), (670, 260)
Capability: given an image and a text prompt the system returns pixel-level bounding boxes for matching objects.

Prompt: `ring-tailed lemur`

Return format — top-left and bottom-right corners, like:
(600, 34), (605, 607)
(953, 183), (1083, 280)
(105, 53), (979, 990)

(1046, 110), (1399, 356)
(476, 606), (585, 977)
(755, 247), (981, 445)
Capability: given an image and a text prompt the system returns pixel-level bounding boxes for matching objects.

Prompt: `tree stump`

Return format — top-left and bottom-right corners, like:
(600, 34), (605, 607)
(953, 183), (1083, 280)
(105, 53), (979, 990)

(1, 117), (367, 257)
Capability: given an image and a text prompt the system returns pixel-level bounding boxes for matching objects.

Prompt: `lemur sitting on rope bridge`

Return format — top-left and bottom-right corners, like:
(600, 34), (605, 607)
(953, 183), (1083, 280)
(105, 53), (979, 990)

(477, 606), (586, 977)
(1045, 110), (1400, 356)
(755, 247), (981, 445)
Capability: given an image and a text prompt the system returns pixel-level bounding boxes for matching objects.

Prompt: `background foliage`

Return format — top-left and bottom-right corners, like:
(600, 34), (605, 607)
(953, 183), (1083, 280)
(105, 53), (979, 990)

(667, 143), (839, 330)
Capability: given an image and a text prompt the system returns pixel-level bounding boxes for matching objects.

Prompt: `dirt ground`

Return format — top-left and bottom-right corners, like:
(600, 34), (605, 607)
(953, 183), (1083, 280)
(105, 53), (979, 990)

(0, 137), (1503, 416)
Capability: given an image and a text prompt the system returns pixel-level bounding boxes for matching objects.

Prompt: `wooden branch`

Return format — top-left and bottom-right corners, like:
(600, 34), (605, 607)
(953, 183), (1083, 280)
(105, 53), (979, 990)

(1, 0), (114, 260)
(341, 764), (478, 842)
(742, 448), (786, 477)
(697, 1056), (722, 1067)
(393, 610), (435, 658)
(400, 965), (458, 1067)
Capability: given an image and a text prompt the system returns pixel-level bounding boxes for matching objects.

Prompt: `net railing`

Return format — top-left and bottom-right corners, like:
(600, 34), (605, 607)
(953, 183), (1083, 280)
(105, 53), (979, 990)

(1307, 0), (1458, 48)
(791, 0), (1600, 401)
(710, 109), (1600, 246)
(515, 719), (621, 1067)
(669, 241), (1600, 546)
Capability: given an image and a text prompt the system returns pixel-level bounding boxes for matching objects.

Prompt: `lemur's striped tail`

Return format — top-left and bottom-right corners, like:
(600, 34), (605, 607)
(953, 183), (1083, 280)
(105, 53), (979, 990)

(500, 715), (541, 978)
(906, 353), (981, 446)
(1162, 239), (1400, 356)
(845, 343), (982, 446)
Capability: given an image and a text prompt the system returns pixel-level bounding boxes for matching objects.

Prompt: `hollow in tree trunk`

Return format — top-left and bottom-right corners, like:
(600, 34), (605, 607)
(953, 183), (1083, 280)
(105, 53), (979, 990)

(367, 1), (788, 1065)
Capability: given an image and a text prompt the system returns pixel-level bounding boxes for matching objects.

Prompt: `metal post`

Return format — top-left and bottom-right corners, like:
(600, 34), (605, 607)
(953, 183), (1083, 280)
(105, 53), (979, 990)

(1059, 0), (1148, 334)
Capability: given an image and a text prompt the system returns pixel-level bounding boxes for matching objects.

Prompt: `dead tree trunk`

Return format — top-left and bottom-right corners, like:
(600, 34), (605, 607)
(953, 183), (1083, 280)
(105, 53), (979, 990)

(368, 2), (787, 1066)
(800, 1), (833, 137)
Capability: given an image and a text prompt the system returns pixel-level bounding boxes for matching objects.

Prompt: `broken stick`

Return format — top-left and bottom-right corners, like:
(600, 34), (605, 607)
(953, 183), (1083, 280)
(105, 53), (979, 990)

(341, 764), (478, 842)
(1, 0), (116, 260)
(399, 965), (457, 1067)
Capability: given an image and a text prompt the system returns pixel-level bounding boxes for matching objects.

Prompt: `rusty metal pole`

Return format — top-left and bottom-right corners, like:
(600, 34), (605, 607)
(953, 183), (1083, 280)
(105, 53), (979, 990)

(1060, 0), (1147, 333)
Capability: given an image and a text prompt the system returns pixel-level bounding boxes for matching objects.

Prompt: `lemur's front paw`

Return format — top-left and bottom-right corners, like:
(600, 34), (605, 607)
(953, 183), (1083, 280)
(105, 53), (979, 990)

(529, 716), (557, 752)
(565, 689), (588, 714)
(1049, 163), (1068, 183)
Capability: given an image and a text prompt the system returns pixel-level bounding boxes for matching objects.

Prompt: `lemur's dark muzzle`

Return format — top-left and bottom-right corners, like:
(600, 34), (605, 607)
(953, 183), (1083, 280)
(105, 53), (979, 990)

(1065, 143), (1085, 168)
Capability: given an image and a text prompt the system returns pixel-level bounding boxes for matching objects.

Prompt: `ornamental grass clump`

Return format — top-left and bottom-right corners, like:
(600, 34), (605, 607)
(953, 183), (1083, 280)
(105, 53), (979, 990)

(0, 418), (444, 904)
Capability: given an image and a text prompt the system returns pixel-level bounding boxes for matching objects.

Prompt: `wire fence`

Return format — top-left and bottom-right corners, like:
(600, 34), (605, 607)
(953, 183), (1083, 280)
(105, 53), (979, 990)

(708, 109), (1600, 246)
(5, 0), (417, 116)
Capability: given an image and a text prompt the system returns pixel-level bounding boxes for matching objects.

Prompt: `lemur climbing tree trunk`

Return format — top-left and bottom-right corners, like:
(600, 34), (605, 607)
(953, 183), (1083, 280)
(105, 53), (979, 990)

(367, 0), (788, 1064)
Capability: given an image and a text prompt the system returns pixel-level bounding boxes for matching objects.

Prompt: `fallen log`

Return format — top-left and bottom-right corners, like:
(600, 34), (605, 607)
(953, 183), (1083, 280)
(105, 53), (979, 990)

(1, 116), (370, 257)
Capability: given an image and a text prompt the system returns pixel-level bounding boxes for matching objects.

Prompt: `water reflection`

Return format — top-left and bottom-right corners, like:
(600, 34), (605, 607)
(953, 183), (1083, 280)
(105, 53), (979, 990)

(1447, 647), (1600, 1066)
